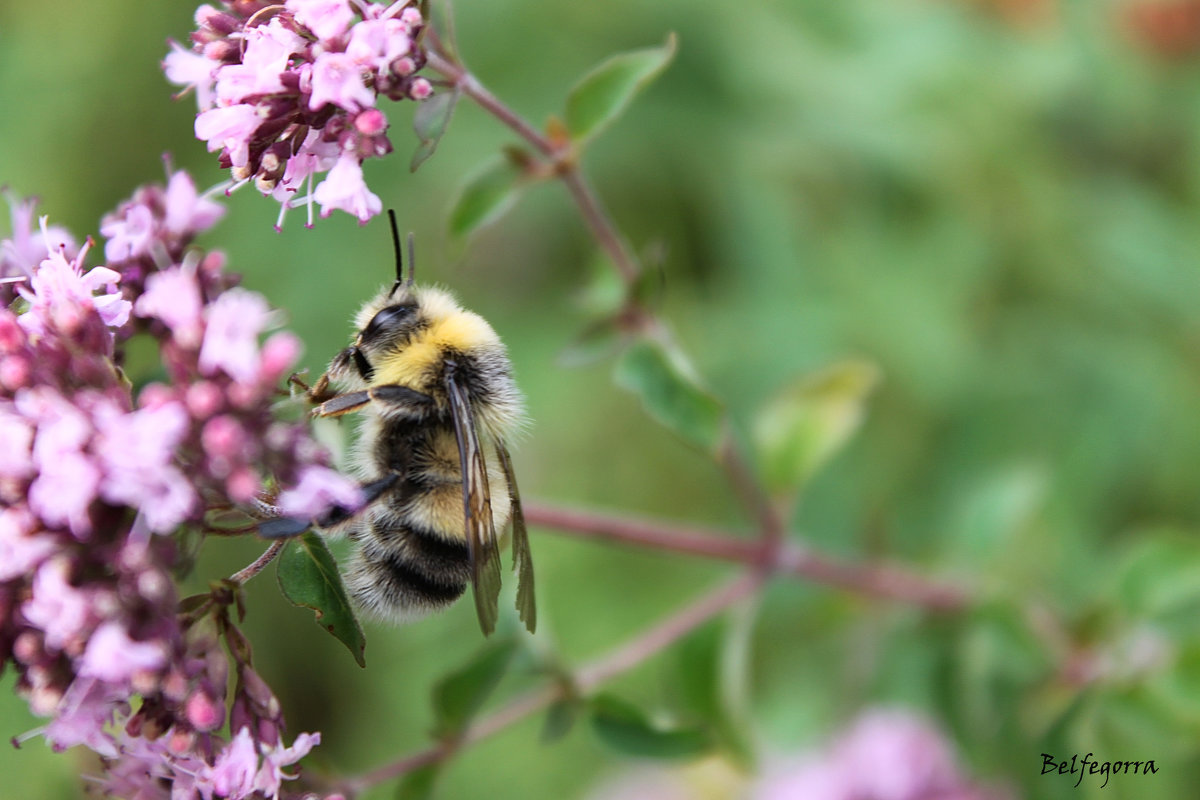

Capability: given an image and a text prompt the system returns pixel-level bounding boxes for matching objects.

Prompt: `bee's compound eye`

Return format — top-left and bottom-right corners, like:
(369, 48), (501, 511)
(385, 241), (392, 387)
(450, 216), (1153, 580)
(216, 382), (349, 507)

(362, 303), (418, 341)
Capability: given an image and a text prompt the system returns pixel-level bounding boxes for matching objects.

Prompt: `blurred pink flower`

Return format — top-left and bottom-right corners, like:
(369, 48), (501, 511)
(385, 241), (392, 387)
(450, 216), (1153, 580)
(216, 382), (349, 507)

(100, 203), (156, 262)
(312, 153), (382, 221)
(135, 264), (205, 347)
(0, 508), (55, 581)
(19, 387), (102, 536)
(1, 193), (76, 280)
(19, 245), (131, 335)
(287, 0), (355, 40)
(215, 19), (304, 105)
(259, 331), (303, 382)
(754, 709), (1007, 800)
(101, 733), (207, 799)
(164, 169), (225, 237)
(26, 450), (101, 537)
(198, 288), (273, 383)
(78, 623), (169, 683)
(195, 103), (261, 169)
(347, 17), (413, 71)
(44, 678), (127, 757)
(186, 689), (226, 732)
(94, 401), (196, 533)
(277, 465), (363, 518)
(22, 559), (98, 652)
(210, 727), (260, 799)
(0, 404), (34, 479)
(164, 39), (219, 110)
(254, 731), (321, 796)
(834, 710), (962, 800)
(310, 51), (376, 111)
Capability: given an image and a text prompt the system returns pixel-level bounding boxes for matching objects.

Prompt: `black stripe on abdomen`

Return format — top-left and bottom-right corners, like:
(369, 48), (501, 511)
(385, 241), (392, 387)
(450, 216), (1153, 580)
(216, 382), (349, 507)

(378, 550), (467, 604)
(346, 522), (471, 619)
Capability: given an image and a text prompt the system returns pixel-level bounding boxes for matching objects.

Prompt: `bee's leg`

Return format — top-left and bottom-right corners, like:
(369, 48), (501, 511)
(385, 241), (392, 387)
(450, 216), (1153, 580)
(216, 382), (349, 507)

(312, 385), (435, 420)
(297, 371), (338, 404)
(312, 389), (372, 418)
(256, 474), (400, 539)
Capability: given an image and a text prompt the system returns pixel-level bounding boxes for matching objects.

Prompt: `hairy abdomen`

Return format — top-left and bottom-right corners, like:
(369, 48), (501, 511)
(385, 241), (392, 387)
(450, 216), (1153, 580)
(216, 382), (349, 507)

(340, 419), (509, 621)
(343, 515), (471, 620)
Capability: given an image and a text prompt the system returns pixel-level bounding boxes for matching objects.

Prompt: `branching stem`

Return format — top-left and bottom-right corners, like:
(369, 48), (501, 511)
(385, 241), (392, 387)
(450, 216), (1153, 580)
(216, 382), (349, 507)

(342, 572), (761, 794)
(523, 502), (970, 612)
(228, 540), (285, 585)
(425, 48), (641, 286)
(336, 29), (971, 800)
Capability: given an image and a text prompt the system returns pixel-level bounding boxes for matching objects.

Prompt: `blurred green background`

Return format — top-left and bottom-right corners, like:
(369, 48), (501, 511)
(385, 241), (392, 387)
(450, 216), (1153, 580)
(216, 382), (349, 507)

(4, 0), (1200, 798)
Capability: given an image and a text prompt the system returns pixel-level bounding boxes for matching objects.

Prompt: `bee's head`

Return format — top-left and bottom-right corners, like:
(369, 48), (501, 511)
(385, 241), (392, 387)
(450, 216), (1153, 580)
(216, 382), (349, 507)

(332, 213), (502, 390)
(350, 216), (460, 353)
(349, 274), (427, 368)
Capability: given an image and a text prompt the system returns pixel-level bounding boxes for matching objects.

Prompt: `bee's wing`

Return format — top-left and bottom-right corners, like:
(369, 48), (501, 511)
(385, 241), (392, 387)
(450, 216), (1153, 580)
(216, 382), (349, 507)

(445, 366), (503, 636)
(496, 442), (536, 633)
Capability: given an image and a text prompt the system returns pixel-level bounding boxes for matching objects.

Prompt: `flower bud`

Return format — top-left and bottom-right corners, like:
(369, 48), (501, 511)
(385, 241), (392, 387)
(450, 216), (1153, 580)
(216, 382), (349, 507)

(408, 77), (432, 100)
(186, 690), (225, 732)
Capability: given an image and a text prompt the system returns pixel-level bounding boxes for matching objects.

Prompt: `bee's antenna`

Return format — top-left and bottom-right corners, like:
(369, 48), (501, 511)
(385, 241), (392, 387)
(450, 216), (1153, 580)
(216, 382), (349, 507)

(405, 232), (416, 287)
(388, 209), (403, 295)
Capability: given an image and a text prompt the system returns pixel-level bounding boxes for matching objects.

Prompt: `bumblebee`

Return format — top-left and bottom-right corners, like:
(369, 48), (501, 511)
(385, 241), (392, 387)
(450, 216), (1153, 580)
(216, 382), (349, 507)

(263, 214), (534, 636)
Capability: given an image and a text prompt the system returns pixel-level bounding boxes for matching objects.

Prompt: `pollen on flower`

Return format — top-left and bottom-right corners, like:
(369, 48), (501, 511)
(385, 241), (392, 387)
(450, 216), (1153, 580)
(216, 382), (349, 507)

(165, 0), (429, 225)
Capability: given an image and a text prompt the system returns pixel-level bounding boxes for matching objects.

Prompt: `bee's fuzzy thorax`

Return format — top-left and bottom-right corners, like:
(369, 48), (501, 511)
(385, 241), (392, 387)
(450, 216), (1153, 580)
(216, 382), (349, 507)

(366, 286), (503, 391)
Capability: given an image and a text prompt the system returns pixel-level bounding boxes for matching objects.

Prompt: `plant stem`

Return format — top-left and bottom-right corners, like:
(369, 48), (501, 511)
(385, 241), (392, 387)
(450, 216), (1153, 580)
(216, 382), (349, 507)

(425, 50), (641, 286)
(559, 169), (640, 285)
(228, 540), (285, 585)
(577, 570), (764, 689)
(425, 51), (556, 159)
(717, 436), (785, 549)
(522, 502), (970, 612)
(342, 572), (761, 794)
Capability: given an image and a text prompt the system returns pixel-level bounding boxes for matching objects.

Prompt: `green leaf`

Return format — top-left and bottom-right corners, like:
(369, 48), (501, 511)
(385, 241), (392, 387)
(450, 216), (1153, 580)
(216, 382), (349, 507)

(574, 251), (627, 317)
(541, 697), (581, 743)
(944, 465), (1046, 567)
(202, 507), (257, 532)
(590, 693), (714, 760)
(675, 613), (757, 767)
(752, 360), (881, 496)
(178, 593), (213, 616)
(432, 638), (518, 737)
(447, 158), (524, 244)
(957, 601), (1053, 737)
(558, 318), (625, 368)
(394, 763), (440, 800)
(614, 337), (726, 454)
(1117, 534), (1200, 620)
(411, 89), (460, 172)
(565, 34), (678, 144)
(276, 532), (366, 668)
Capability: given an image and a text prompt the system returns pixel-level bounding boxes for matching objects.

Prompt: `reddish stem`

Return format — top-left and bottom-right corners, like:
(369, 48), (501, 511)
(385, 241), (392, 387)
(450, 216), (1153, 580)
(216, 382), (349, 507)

(523, 502), (970, 612)
(342, 572), (761, 794)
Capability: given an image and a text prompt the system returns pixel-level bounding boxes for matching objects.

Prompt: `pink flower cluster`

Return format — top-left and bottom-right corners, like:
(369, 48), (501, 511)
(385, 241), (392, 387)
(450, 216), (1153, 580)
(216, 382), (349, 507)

(100, 170), (360, 516)
(100, 166), (227, 301)
(0, 175), (355, 798)
(165, 0), (432, 226)
(0, 192), (77, 305)
(754, 709), (1011, 800)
